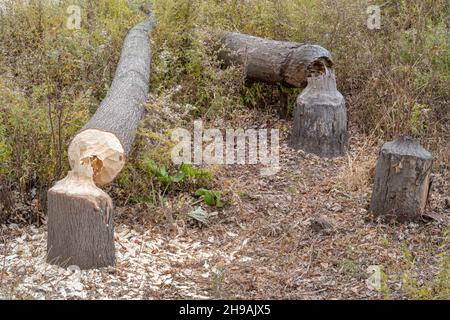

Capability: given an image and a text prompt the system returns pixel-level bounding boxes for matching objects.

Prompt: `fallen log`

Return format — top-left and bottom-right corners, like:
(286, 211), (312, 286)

(369, 136), (433, 222)
(47, 18), (154, 269)
(216, 31), (347, 156)
(218, 31), (333, 88)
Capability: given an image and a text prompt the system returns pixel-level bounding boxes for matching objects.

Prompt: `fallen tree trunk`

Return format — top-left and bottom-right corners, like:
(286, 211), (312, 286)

(47, 18), (154, 269)
(216, 31), (348, 156)
(218, 31), (333, 88)
(369, 136), (433, 222)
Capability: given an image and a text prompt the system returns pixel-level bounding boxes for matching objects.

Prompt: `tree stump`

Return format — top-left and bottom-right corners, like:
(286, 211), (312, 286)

(47, 17), (154, 269)
(369, 136), (433, 222)
(289, 67), (347, 157)
(47, 170), (115, 269)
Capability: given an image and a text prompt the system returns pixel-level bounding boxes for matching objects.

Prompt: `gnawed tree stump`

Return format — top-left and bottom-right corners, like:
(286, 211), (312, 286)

(218, 31), (333, 88)
(369, 136), (433, 222)
(47, 18), (154, 269)
(215, 31), (347, 156)
(289, 67), (347, 157)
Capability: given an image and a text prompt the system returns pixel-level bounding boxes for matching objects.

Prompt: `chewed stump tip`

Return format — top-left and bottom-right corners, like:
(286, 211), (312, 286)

(68, 129), (125, 186)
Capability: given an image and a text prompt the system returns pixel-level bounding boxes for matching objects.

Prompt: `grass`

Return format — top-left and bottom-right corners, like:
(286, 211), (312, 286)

(401, 226), (450, 300)
(0, 0), (448, 211)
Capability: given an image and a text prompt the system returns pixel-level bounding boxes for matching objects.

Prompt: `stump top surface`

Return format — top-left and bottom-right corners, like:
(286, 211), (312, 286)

(382, 136), (432, 160)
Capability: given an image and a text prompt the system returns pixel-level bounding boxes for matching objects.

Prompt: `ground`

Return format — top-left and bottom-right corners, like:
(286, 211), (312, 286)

(0, 123), (448, 300)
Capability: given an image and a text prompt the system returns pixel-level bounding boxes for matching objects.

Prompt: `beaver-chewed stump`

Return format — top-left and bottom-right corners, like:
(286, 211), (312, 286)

(210, 30), (347, 150)
(289, 67), (347, 157)
(47, 17), (154, 269)
(369, 136), (433, 222)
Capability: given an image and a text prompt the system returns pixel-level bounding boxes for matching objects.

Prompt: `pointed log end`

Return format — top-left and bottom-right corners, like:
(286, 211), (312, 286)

(68, 129), (125, 186)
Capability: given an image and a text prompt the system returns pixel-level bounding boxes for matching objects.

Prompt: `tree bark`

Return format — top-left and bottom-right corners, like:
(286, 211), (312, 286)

(289, 68), (347, 157)
(216, 31), (347, 157)
(369, 136), (433, 222)
(47, 172), (114, 269)
(218, 31), (333, 88)
(47, 18), (154, 270)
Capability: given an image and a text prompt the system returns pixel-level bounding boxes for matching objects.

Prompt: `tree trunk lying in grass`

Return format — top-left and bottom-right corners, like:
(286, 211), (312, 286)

(47, 18), (154, 269)
(289, 67), (348, 157)
(216, 31), (347, 156)
(218, 31), (333, 88)
(369, 136), (433, 222)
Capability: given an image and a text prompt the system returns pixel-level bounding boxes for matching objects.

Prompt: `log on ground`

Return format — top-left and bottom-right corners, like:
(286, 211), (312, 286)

(218, 31), (333, 88)
(47, 18), (154, 269)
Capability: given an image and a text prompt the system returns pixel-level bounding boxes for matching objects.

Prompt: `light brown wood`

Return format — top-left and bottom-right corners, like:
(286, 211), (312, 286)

(47, 170), (114, 269)
(68, 129), (125, 186)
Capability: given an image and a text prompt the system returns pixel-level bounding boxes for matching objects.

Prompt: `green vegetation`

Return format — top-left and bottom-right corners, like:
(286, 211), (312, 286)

(401, 226), (450, 300)
(0, 0), (143, 199)
(0, 0), (448, 215)
(195, 188), (224, 208)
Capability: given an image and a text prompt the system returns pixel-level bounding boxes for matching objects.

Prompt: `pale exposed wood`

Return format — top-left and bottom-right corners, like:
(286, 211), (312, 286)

(369, 136), (433, 222)
(68, 129), (125, 186)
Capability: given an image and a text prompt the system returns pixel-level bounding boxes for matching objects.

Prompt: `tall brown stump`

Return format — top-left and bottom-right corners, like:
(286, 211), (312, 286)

(289, 68), (347, 157)
(369, 136), (433, 222)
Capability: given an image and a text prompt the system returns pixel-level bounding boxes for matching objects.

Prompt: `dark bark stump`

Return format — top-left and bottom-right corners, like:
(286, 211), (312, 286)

(47, 179), (114, 269)
(47, 16), (154, 270)
(289, 68), (347, 157)
(369, 136), (433, 222)
(218, 31), (333, 88)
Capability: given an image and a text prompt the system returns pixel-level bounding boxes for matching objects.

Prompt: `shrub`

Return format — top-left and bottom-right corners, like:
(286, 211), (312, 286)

(0, 0), (143, 209)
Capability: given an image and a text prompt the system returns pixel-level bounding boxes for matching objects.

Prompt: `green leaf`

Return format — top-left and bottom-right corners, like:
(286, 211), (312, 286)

(195, 188), (208, 197)
(195, 188), (225, 208)
(143, 158), (158, 174)
(215, 197), (224, 208)
(171, 170), (186, 183)
(158, 167), (168, 178)
(180, 162), (200, 178)
(202, 192), (215, 206)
